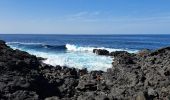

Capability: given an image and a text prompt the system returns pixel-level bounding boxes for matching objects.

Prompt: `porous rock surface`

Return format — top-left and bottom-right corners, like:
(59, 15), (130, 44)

(0, 40), (170, 100)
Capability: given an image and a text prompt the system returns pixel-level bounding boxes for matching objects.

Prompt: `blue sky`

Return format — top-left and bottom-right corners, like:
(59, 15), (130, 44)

(0, 0), (170, 34)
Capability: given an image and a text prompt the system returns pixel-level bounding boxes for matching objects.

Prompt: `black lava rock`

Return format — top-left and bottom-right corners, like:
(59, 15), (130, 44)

(0, 40), (170, 100)
(93, 49), (109, 55)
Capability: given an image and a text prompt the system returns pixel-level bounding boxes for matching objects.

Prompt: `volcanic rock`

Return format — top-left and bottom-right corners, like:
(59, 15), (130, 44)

(93, 49), (109, 55)
(0, 40), (170, 100)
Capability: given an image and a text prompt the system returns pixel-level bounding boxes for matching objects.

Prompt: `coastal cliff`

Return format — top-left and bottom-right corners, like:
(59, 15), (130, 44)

(0, 40), (170, 100)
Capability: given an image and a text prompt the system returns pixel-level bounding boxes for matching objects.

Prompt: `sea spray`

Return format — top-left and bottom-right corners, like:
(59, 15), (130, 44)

(7, 42), (138, 71)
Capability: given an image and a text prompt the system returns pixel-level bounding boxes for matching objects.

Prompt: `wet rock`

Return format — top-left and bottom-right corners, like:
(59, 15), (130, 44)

(78, 68), (88, 76)
(93, 49), (109, 55)
(90, 70), (103, 80)
(110, 51), (129, 57)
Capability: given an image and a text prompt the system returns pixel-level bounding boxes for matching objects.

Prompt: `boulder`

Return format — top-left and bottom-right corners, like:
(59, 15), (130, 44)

(93, 49), (109, 55)
(110, 51), (129, 57)
(112, 51), (136, 64)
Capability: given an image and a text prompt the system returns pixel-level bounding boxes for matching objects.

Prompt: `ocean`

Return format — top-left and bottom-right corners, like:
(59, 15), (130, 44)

(0, 34), (170, 71)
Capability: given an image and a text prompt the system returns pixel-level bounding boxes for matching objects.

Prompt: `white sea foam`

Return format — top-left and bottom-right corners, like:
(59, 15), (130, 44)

(28, 50), (113, 71)
(8, 42), (138, 53)
(9, 45), (113, 71)
(8, 43), (138, 71)
(41, 52), (113, 71)
(66, 44), (138, 53)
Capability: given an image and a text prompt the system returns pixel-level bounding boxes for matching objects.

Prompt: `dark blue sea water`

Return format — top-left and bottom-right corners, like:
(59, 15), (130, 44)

(0, 34), (170, 71)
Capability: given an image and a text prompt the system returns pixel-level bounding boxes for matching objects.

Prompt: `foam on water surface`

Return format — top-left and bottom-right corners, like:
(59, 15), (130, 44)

(9, 44), (113, 71)
(66, 44), (138, 53)
(8, 43), (138, 71)
(3, 34), (170, 71)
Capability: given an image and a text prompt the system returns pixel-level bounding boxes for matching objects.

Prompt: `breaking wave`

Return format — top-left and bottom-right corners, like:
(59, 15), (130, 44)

(7, 42), (138, 53)
(65, 44), (138, 53)
(7, 42), (138, 71)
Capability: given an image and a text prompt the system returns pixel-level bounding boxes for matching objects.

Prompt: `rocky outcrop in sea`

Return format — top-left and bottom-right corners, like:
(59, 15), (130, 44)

(0, 40), (170, 100)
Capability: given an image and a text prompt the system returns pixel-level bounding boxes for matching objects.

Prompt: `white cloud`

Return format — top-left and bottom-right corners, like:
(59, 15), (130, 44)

(66, 11), (101, 21)
(71, 11), (89, 17)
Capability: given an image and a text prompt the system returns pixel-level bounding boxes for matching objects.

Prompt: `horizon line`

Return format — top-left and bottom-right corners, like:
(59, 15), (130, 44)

(0, 33), (170, 35)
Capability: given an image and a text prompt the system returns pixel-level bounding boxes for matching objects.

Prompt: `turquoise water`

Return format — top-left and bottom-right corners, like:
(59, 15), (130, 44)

(0, 34), (170, 71)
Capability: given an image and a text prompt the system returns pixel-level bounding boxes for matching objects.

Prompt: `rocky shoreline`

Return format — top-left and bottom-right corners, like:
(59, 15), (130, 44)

(0, 40), (170, 100)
